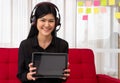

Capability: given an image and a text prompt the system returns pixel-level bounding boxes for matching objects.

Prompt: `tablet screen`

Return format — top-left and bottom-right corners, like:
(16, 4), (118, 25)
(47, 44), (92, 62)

(32, 52), (68, 78)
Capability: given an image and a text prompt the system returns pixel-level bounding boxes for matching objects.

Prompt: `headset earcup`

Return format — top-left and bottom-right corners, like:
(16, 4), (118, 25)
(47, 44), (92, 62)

(55, 17), (61, 32)
(31, 16), (36, 25)
(56, 17), (61, 26)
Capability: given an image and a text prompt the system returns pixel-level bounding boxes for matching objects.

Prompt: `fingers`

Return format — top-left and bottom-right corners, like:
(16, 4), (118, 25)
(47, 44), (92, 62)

(27, 72), (36, 81)
(29, 63), (36, 72)
(28, 63), (33, 68)
(64, 69), (70, 72)
(60, 68), (70, 80)
(29, 67), (36, 72)
(61, 76), (67, 80)
(63, 73), (70, 77)
(29, 71), (36, 75)
(60, 73), (70, 80)
(64, 69), (70, 77)
(67, 62), (69, 67)
(27, 62), (37, 81)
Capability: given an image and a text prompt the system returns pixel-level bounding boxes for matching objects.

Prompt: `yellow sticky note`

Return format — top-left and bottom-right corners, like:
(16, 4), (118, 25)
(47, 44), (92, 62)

(100, 0), (107, 6)
(108, 0), (115, 5)
(78, 8), (84, 13)
(115, 12), (120, 19)
(119, 2), (120, 6)
(78, 1), (84, 6)
(94, 8), (99, 14)
(86, 8), (91, 14)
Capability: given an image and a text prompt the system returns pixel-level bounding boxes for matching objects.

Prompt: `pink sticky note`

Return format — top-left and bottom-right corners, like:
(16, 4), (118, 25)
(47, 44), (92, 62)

(101, 7), (106, 13)
(85, 1), (92, 6)
(94, 0), (100, 6)
(82, 15), (88, 20)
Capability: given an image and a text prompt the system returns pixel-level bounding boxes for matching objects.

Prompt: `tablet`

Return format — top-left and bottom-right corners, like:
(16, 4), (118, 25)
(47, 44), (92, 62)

(32, 52), (68, 78)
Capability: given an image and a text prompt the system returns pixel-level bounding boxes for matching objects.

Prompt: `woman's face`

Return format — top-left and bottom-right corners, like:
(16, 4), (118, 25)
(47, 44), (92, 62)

(36, 14), (56, 36)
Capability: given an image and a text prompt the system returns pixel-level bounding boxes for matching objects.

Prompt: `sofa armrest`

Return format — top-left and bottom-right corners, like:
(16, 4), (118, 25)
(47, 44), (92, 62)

(96, 74), (120, 83)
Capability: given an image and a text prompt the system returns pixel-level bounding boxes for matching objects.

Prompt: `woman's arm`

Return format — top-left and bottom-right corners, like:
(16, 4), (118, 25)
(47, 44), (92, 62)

(17, 41), (29, 82)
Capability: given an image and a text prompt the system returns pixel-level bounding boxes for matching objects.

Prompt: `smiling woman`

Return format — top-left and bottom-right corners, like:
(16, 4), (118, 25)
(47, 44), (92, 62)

(17, 2), (70, 83)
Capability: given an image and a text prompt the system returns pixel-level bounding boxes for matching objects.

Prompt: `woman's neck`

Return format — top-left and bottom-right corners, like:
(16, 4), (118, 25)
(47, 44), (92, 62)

(38, 34), (52, 42)
(37, 34), (52, 49)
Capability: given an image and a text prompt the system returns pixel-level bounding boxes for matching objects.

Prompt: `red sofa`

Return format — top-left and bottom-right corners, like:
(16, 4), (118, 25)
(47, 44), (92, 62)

(0, 48), (120, 83)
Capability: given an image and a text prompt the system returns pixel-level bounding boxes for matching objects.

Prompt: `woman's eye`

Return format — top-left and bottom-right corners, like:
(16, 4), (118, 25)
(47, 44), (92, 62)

(41, 20), (45, 22)
(39, 19), (55, 22)
(49, 20), (54, 22)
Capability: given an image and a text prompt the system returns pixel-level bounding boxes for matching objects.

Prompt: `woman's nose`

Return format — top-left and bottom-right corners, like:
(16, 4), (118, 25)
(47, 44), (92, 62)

(44, 21), (50, 27)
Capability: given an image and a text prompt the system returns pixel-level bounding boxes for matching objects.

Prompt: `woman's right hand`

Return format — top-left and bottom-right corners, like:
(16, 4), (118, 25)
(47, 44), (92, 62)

(27, 63), (36, 81)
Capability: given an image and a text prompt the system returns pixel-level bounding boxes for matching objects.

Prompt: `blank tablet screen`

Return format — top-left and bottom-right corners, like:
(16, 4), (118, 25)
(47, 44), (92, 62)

(32, 52), (68, 78)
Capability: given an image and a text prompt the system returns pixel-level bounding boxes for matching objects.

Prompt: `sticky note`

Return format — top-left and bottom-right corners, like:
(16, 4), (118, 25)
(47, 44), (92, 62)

(94, 8), (99, 14)
(86, 8), (91, 14)
(82, 15), (88, 20)
(115, 12), (120, 19)
(94, 0), (100, 6)
(78, 8), (84, 13)
(119, 2), (120, 6)
(108, 0), (115, 5)
(85, 0), (92, 7)
(100, 0), (107, 6)
(78, 1), (84, 6)
(101, 7), (106, 13)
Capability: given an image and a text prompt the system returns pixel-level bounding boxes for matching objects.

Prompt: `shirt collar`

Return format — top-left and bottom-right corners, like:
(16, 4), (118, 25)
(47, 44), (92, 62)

(32, 36), (56, 48)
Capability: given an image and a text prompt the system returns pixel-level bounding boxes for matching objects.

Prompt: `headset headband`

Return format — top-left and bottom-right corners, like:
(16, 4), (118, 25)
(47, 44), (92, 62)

(30, 2), (61, 24)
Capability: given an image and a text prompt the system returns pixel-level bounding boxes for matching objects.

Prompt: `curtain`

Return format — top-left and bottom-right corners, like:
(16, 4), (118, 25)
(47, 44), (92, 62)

(76, 1), (120, 78)
(0, 0), (31, 47)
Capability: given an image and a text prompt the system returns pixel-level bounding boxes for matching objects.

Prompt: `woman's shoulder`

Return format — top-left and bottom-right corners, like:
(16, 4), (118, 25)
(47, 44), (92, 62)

(20, 38), (31, 44)
(55, 37), (68, 46)
(56, 37), (67, 42)
(55, 37), (69, 53)
(19, 37), (35, 47)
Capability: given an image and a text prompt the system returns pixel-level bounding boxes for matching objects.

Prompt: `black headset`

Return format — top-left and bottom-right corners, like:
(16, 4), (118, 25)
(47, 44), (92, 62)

(30, 2), (61, 31)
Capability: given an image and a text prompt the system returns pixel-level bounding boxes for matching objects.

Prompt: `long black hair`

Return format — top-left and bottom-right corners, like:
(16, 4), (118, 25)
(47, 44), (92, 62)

(27, 2), (59, 39)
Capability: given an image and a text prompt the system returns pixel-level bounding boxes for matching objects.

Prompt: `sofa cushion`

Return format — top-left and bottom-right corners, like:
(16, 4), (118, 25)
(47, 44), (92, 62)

(68, 49), (97, 83)
(0, 48), (20, 83)
(64, 79), (97, 83)
(0, 48), (9, 80)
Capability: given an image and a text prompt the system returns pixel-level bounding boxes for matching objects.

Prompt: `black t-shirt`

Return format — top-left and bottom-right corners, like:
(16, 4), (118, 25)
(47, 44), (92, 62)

(17, 36), (69, 83)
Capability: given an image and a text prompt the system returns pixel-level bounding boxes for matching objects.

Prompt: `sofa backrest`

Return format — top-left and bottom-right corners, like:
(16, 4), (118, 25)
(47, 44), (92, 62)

(64, 48), (97, 83)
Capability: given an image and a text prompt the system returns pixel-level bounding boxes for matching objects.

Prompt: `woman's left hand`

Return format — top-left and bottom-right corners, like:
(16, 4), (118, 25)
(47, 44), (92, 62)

(61, 62), (70, 80)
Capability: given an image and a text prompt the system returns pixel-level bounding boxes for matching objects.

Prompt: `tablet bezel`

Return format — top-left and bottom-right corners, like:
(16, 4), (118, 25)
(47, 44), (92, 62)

(32, 52), (68, 78)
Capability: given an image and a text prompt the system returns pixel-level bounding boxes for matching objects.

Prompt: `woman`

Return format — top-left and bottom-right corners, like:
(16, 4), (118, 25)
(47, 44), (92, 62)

(17, 2), (70, 83)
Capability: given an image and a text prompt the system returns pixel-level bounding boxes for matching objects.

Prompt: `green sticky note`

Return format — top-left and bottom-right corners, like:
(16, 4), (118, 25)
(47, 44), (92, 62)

(86, 8), (91, 14)
(100, 0), (107, 6)
(78, 1), (84, 6)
